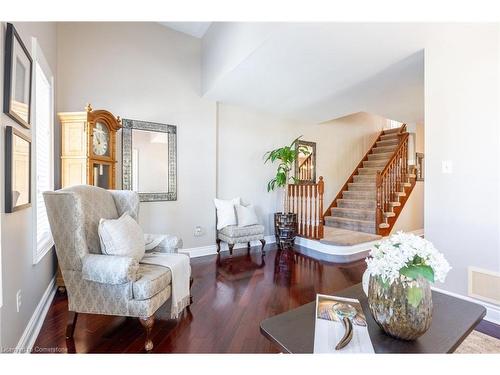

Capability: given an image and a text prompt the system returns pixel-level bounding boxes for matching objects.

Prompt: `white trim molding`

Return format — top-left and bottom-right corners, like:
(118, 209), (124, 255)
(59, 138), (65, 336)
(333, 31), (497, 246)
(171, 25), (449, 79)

(15, 277), (56, 353)
(180, 235), (275, 258)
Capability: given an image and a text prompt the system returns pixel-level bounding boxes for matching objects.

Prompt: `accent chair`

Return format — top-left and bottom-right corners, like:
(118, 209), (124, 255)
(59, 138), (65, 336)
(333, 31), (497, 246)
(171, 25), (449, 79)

(43, 185), (186, 352)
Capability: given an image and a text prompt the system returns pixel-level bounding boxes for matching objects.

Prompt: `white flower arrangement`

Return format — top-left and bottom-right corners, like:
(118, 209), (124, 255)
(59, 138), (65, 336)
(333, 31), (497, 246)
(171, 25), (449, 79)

(366, 231), (451, 284)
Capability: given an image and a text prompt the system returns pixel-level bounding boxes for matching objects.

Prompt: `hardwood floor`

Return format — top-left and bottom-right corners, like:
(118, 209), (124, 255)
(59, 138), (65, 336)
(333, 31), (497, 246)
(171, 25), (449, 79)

(33, 244), (367, 353)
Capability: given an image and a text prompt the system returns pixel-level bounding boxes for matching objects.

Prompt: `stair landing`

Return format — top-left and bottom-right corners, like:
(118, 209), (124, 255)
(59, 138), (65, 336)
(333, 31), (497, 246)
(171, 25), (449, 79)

(319, 226), (381, 246)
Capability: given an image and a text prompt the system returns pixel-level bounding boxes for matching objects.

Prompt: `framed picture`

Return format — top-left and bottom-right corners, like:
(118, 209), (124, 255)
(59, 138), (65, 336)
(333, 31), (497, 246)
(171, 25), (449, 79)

(3, 23), (33, 129)
(416, 152), (424, 181)
(5, 126), (32, 213)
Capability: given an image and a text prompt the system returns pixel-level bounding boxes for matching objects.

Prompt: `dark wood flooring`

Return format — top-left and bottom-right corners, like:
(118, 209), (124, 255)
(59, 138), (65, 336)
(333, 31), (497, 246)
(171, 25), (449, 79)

(33, 244), (367, 353)
(33, 244), (499, 353)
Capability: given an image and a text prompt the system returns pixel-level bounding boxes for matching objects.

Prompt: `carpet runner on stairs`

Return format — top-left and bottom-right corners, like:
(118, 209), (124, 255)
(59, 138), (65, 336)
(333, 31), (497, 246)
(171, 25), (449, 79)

(324, 126), (410, 238)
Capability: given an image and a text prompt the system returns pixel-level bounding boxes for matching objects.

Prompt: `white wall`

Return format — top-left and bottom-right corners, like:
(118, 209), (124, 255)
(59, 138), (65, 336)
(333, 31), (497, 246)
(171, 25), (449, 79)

(57, 22), (217, 248)
(425, 24), (500, 294)
(0, 22), (58, 350)
(217, 106), (389, 234)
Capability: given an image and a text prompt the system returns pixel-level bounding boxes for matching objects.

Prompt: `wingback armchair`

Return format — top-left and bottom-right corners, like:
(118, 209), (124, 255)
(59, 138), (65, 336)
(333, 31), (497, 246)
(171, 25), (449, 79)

(43, 185), (187, 352)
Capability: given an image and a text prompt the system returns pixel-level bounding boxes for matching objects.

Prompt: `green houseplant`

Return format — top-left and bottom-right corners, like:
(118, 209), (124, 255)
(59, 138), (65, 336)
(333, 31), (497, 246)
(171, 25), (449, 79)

(264, 137), (309, 247)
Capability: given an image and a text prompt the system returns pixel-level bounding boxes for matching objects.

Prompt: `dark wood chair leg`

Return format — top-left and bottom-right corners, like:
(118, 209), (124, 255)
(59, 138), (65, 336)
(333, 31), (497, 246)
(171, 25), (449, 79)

(228, 243), (234, 256)
(189, 276), (194, 304)
(66, 311), (78, 339)
(139, 316), (155, 352)
(216, 238), (221, 253)
(260, 239), (266, 255)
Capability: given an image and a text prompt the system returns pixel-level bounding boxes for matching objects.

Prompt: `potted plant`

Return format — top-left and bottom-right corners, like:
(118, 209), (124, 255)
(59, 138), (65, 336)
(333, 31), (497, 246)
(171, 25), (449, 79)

(364, 232), (451, 340)
(264, 137), (309, 247)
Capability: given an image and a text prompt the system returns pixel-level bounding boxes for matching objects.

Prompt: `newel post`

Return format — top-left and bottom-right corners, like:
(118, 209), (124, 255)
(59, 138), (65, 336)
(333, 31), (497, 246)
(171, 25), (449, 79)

(318, 176), (324, 239)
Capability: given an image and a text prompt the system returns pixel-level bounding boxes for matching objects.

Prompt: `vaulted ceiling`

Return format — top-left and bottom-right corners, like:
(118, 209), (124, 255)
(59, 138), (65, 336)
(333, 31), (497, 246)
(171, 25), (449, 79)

(162, 23), (427, 124)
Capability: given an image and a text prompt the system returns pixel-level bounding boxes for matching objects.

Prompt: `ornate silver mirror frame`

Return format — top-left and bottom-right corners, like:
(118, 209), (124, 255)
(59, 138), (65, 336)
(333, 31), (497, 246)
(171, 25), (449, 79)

(122, 118), (177, 202)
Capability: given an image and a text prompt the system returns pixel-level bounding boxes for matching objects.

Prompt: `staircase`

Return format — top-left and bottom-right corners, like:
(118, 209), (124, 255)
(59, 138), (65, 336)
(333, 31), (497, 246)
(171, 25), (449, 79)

(323, 125), (416, 236)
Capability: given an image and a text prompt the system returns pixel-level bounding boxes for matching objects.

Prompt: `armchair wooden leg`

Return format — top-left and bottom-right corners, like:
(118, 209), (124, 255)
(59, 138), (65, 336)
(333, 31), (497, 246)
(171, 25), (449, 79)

(139, 316), (155, 352)
(260, 239), (266, 255)
(228, 243), (234, 256)
(216, 238), (221, 253)
(66, 311), (78, 339)
(189, 276), (194, 304)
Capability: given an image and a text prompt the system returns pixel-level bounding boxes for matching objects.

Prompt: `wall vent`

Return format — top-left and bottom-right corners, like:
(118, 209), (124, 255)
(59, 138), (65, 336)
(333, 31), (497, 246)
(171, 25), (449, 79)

(468, 267), (500, 305)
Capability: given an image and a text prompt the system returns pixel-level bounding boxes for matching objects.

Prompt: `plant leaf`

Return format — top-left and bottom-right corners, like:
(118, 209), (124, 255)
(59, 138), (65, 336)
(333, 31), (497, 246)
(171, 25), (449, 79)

(400, 264), (435, 283)
(407, 286), (423, 308)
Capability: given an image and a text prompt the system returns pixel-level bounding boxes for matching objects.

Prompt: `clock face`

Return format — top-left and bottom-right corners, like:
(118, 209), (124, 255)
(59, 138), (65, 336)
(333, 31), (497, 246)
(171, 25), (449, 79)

(92, 122), (110, 156)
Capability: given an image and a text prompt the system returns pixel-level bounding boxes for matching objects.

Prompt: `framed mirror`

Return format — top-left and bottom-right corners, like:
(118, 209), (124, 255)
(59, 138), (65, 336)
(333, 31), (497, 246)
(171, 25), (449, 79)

(122, 118), (177, 202)
(294, 140), (316, 184)
(5, 126), (32, 212)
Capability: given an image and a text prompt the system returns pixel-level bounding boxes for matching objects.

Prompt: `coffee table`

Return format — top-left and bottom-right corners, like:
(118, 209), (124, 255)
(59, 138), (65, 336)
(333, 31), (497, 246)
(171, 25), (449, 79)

(260, 283), (486, 353)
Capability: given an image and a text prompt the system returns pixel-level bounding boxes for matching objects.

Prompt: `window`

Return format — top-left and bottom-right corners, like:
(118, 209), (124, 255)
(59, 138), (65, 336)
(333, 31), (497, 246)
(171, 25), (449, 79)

(32, 39), (54, 264)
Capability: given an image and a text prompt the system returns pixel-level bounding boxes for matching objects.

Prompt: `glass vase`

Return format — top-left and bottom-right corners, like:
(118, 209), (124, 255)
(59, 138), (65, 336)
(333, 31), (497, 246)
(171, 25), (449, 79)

(368, 274), (432, 340)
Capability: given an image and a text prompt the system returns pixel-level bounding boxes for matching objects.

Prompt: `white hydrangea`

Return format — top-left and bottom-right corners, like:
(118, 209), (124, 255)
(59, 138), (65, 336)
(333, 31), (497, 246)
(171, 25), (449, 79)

(365, 231), (451, 284)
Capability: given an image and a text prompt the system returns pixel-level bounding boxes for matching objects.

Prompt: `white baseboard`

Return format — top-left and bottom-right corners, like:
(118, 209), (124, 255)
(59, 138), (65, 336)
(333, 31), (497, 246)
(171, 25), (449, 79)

(180, 235), (275, 258)
(432, 286), (500, 325)
(16, 277), (56, 353)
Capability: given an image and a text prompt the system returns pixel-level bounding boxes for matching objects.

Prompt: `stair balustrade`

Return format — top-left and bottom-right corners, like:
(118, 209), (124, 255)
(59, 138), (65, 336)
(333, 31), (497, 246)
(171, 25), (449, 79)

(375, 125), (409, 234)
(287, 176), (324, 239)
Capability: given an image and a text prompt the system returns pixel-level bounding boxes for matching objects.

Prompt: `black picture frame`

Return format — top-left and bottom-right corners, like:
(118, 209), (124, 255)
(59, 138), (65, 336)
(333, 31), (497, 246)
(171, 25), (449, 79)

(3, 22), (33, 129)
(5, 126), (32, 213)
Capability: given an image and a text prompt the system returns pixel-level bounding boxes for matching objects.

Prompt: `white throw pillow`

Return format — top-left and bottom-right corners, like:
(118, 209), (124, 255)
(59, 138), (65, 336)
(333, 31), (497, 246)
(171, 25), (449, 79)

(98, 212), (145, 261)
(236, 204), (259, 227)
(214, 197), (240, 230)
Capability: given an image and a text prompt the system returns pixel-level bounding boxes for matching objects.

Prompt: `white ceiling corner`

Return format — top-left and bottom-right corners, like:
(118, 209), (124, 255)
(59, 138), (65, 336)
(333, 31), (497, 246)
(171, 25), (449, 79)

(159, 22), (212, 38)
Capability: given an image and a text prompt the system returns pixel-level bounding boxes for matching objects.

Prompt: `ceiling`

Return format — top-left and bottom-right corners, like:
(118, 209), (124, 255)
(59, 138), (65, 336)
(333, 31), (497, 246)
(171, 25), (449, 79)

(201, 23), (428, 124)
(159, 22), (212, 38)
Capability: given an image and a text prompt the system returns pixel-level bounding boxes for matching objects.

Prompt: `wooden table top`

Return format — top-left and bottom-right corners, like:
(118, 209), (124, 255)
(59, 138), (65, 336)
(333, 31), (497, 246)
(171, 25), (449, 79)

(260, 283), (486, 353)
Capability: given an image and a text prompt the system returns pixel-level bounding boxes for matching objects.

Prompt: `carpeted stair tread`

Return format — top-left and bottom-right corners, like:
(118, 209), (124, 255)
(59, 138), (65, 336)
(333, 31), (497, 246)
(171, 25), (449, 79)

(357, 167), (380, 175)
(331, 207), (376, 220)
(353, 175), (376, 183)
(325, 216), (376, 234)
(337, 199), (377, 209)
(376, 139), (399, 147)
(363, 159), (389, 168)
(347, 182), (376, 191)
(368, 152), (393, 160)
(343, 190), (376, 199)
(372, 145), (398, 154)
(380, 133), (400, 140)
(383, 128), (401, 135)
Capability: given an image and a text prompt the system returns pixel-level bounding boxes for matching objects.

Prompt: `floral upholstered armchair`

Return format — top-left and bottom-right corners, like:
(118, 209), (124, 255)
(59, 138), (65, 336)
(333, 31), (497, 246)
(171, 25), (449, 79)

(43, 185), (186, 352)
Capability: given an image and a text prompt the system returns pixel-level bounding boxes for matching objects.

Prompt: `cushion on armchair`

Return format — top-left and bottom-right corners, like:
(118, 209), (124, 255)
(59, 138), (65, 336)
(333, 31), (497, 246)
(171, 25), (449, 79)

(82, 254), (139, 284)
(98, 212), (145, 261)
(132, 264), (172, 300)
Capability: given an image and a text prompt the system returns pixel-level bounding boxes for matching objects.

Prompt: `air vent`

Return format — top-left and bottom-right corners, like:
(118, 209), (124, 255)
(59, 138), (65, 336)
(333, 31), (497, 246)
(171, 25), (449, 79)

(468, 267), (500, 305)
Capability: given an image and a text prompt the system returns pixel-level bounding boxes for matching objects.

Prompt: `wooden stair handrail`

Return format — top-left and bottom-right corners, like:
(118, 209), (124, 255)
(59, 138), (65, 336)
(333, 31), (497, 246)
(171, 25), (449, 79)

(322, 129), (384, 219)
(377, 131), (409, 180)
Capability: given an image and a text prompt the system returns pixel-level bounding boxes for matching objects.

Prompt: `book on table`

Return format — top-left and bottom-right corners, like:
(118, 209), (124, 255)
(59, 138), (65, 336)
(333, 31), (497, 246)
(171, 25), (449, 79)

(313, 294), (375, 353)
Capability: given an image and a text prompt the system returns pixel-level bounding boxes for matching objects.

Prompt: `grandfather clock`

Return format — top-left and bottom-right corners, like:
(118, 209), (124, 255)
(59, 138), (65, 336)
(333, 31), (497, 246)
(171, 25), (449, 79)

(59, 104), (121, 189)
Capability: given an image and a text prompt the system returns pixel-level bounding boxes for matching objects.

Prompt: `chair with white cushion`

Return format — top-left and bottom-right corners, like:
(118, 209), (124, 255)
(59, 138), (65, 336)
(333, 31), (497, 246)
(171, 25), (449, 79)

(214, 198), (266, 256)
(43, 185), (188, 352)
(216, 224), (266, 256)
